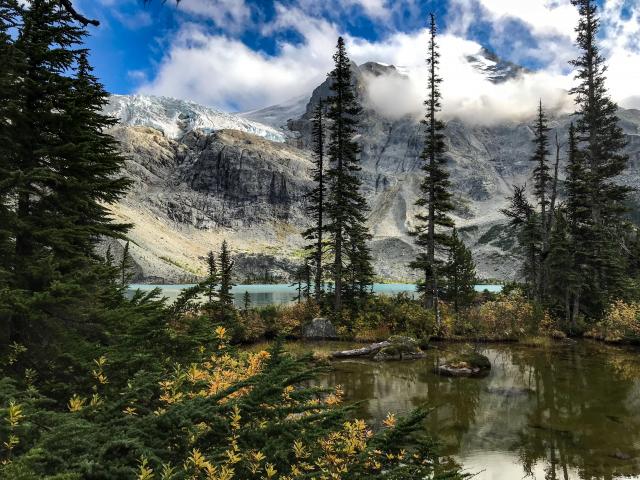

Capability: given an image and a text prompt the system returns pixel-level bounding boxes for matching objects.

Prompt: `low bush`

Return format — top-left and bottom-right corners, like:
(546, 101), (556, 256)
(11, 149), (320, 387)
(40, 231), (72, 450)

(586, 300), (640, 343)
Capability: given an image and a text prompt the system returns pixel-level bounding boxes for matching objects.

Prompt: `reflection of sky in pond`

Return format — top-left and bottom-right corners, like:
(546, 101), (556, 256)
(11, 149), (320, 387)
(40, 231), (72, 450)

(258, 341), (640, 480)
(128, 283), (503, 306)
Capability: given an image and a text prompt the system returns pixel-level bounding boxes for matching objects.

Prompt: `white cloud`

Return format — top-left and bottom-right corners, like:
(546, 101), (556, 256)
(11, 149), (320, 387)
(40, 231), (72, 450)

(139, 0), (640, 121)
(175, 0), (251, 32)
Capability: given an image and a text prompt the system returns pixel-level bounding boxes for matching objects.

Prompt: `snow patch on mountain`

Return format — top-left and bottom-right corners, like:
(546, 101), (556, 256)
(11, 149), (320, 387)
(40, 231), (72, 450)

(105, 94), (286, 143)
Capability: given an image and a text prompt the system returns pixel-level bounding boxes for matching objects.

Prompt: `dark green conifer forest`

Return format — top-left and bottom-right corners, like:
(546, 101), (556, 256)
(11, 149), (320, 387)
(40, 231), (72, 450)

(2, 0), (640, 479)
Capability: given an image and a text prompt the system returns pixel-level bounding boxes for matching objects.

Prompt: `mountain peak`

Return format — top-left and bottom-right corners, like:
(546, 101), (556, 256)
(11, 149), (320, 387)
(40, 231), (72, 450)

(104, 94), (286, 143)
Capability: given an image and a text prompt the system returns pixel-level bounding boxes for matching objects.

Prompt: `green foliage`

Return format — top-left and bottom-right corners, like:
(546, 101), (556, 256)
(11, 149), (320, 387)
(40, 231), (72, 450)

(324, 36), (374, 314)
(409, 14), (455, 317)
(442, 228), (477, 312)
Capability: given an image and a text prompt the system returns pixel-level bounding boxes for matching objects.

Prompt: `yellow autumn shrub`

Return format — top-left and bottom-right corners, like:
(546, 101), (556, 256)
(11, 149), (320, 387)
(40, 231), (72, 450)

(587, 300), (640, 342)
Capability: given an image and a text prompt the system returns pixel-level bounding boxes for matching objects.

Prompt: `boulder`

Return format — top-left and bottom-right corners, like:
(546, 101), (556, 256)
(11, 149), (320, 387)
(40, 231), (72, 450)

(372, 336), (426, 361)
(301, 317), (338, 340)
(436, 351), (491, 378)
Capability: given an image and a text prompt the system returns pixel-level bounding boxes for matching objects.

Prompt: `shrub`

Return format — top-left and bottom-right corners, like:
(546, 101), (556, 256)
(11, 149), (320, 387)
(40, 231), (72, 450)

(0, 329), (464, 479)
(461, 289), (536, 340)
(586, 300), (640, 343)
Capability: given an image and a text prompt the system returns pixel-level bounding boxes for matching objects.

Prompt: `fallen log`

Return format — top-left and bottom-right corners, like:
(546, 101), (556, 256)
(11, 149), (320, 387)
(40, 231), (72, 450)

(330, 341), (390, 358)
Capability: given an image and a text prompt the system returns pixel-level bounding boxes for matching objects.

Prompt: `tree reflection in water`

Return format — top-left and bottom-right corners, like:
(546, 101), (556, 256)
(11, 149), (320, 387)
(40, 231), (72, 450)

(312, 341), (640, 479)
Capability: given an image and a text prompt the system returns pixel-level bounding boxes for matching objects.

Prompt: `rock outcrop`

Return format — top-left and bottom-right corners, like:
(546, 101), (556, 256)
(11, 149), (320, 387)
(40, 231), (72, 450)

(103, 69), (640, 283)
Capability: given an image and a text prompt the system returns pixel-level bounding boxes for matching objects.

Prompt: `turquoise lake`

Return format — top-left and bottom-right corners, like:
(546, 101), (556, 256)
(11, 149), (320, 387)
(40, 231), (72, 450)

(127, 283), (503, 306)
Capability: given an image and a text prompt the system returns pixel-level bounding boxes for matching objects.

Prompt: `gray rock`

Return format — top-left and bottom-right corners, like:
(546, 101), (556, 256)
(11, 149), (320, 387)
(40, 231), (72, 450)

(103, 82), (640, 283)
(301, 317), (338, 340)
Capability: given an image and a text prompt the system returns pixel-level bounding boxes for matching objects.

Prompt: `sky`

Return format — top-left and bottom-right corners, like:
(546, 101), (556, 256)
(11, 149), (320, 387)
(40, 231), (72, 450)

(74, 0), (640, 122)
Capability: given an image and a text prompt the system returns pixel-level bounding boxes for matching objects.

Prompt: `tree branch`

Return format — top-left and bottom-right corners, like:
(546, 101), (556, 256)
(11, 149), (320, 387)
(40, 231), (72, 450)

(59, 0), (100, 26)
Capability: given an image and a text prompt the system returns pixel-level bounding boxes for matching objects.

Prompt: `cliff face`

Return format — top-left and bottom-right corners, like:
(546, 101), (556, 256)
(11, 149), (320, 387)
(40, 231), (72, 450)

(105, 74), (640, 283)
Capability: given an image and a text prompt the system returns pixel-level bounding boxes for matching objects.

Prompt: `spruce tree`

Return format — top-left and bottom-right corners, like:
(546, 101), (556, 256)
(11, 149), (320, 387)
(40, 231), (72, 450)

(502, 185), (539, 292)
(218, 240), (235, 310)
(120, 241), (133, 287)
(303, 100), (326, 303)
(568, 0), (631, 316)
(563, 122), (590, 325)
(409, 14), (454, 325)
(204, 251), (219, 307)
(324, 36), (373, 315)
(1, 0), (130, 351)
(443, 228), (477, 313)
(528, 101), (552, 300)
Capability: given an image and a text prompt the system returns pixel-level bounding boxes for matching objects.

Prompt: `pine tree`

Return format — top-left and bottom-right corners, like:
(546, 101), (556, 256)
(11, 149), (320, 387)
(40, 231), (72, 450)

(568, 0), (631, 316)
(120, 241), (133, 287)
(303, 100), (326, 303)
(409, 14), (454, 326)
(502, 185), (539, 292)
(324, 36), (373, 315)
(0, 0), (21, 289)
(218, 240), (235, 310)
(243, 290), (251, 313)
(527, 101), (553, 300)
(443, 228), (477, 313)
(204, 251), (219, 307)
(1, 0), (130, 350)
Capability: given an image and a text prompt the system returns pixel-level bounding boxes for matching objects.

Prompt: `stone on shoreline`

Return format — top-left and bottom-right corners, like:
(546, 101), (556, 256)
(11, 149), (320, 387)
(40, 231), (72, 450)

(301, 317), (338, 340)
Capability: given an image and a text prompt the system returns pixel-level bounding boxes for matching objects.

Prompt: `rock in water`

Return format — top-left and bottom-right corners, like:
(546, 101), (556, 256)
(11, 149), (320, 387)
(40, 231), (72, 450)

(436, 351), (491, 378)
(301, 317), (338, 340)
(372, 336), (426, 361)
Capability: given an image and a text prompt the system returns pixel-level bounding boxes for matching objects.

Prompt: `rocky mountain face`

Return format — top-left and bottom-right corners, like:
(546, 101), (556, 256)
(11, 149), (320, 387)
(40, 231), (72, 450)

(105, 62), (640, 284)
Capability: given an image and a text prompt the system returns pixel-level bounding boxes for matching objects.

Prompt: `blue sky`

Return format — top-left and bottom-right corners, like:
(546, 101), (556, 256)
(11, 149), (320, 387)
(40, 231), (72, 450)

(74, 0), (639, 117)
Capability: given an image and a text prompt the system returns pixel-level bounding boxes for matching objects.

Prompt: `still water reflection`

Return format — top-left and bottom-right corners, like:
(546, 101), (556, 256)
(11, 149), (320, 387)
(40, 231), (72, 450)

(280, 341), (640, 480)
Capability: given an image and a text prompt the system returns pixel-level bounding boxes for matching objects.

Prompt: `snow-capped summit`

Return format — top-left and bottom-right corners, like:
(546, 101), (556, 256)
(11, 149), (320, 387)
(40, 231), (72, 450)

(465, 47), (527, 84)
(104, 94), (286, 143)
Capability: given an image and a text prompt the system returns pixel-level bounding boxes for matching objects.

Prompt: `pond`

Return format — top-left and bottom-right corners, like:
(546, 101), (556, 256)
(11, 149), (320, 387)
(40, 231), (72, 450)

(128, 283), (503, 306)
(257, 340), (640, 480)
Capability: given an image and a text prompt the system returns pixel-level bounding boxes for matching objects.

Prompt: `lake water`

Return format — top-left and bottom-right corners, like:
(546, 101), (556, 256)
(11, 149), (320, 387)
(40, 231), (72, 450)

(260, 340), (640, 480)
(128, 283), (503, 306)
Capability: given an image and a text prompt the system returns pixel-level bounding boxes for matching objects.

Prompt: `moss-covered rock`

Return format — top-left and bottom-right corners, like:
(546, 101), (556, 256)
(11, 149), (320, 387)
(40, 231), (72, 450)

(436, 351), (491, 377)
(372, 336), (425, 361)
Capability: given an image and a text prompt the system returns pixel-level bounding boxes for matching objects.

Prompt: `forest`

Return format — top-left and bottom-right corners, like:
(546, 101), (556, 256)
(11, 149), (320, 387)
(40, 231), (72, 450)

(1, 0), (639, 479)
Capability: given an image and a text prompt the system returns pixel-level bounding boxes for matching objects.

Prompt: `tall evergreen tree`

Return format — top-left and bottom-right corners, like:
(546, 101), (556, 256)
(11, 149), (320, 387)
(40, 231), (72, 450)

(568, 0), (631, 316)
(324, 36), (373, 315)
(502, 185), (539, 292)
(409, 14), (454, 326)
(218, 240), (235, 310)
(204, 250), (219, 307)
(303, 100), (326, 303)
(120, 241), (132, 287)
(443, 228), (477, 313)
(528, 101), (552, 300)
(0, 0), (130, 351)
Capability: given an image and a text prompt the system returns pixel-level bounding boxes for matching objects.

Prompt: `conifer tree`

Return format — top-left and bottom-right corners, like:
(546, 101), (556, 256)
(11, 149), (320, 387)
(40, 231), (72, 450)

(528, 101), (552, 300)
(204, 251), (219, 307)
(324, 36), (373, 315)
(443, 228), (477, 313)
(303, 100), (326, 303)
(502, 185), (539, 292)
(120, 241), (133, 287)
(218, 240), (235, 310)
(409, 14), (454, 325)
(243, 290), (251, 313)
(568, 0), (631, 316)
(1, 0), (130, 350)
